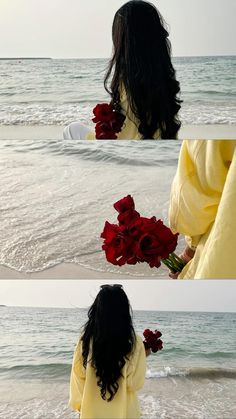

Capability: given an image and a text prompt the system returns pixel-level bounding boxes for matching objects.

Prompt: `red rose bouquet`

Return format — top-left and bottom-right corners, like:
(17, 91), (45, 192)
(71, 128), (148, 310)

(143, 329), (163, 353)
(101, 195), (186, 273)
(92, 103), (125, 139)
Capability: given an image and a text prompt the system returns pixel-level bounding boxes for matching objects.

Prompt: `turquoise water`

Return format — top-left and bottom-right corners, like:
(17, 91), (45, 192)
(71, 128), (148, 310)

(0, 140), (183, 277)
(0, 56), (235, 126)
(0, 306), (235, 418)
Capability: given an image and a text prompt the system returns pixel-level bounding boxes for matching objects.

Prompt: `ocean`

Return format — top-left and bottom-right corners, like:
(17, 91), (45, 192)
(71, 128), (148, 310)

(0, 140), (183, 277)
(0, 306), (235, 418)
(0, 56), (236, 127)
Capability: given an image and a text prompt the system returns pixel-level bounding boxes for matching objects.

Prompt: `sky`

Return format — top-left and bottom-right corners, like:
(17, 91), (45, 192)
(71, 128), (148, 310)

(1, 280), (236, 312)
(0, 0), (236, 58)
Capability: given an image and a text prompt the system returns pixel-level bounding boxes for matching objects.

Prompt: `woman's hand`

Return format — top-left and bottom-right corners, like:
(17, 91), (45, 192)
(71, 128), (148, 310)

(169, 270), (180, 279)
(145, 348), (151, 357)
(180, 245), (196, 263)
(169, 245), (196, 278)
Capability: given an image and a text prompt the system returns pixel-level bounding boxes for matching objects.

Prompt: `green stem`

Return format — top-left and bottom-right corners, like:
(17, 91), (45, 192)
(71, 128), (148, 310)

(161, 259), (175, 270)
(162, 252), (186, 273)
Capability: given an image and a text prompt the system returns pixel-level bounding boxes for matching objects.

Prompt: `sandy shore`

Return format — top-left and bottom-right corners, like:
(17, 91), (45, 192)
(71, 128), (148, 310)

(0, 263), (154, 280)
(1, 375), (235, 419)
(0, 125), (236, 139)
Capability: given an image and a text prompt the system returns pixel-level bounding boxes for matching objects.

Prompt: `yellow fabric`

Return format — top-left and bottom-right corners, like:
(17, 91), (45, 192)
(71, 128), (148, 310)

(86, 89), (161, 140)
(69, 335), (146, 418)
(169, 140), (236, 279)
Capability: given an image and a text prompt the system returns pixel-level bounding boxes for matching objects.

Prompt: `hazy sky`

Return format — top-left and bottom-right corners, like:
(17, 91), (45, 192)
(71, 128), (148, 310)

(0, 0), (236, 58)
(1, 280), (236, 312)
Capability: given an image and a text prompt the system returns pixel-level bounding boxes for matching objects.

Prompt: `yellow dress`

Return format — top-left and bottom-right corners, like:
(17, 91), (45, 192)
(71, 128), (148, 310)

(69, 335), (146, 418)
(169, 140), (236, 279)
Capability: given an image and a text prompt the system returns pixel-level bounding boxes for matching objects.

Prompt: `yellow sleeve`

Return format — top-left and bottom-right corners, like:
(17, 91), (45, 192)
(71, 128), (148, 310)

(169, 140), (235, 248)
(194, 144), (236, 278)
(127, 336), (146, 392)
(69, 341), (86, 411)
(86, 132), (96, 140)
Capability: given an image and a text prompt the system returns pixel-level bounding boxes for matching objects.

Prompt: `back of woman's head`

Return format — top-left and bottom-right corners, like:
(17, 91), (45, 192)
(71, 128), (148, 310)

(104, 0), (181, 139)
(81, 285), (136, 401)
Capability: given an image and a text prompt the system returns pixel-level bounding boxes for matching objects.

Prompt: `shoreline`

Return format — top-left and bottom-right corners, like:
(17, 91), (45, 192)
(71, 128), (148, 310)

(0, 124), (236, 140)
(0, 263), (160, 280)
(0, 374), (235, 419)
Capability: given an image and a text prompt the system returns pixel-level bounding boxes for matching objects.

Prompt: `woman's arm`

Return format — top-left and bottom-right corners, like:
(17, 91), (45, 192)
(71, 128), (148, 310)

(145, 348), (151, 356)
(169, 140), (235, 248)
(127, 336), (146, 392)
(69, 341), (86, 412)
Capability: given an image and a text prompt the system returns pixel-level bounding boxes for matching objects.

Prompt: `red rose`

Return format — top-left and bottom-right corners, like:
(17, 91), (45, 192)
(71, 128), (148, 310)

(154, 330), (162, 338)
(143, 329), (152, 339)
(128, 217), (155, 239)
(152, 339), (163, 353)
(136, 233), (162, 268)
(130, 217), (178, 262)
(101, 221), (136, 266)
(128, 218), (145, 239)
(114, 195), (140, 226)
(117, 210), (140, 227)
(143, 329), (163, 353)
(95, 122), (117, 140)
(92, 103), (125, 139)
(153, 219), (178, 258)
(92, 103), (114, 123)
(114, 195), (135, 213)
(101, 195), (181, 273)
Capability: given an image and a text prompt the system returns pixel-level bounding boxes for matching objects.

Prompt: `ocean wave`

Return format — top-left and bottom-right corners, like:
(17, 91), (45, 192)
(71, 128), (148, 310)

(60, 144), (178, 167)
(184, 90), (236, 97)
(0, 363), (71, 380)
(0, 101), (236, 126)
(0, 139), (180, 167)
(1, 364), (236, 382)
(202, 351), (236, 359)
(146, 366), (236, 380)
(162, 347), (236, 359)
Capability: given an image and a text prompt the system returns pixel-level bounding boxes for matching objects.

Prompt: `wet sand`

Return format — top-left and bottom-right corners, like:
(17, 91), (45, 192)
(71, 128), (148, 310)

(0, 263), (157, 280)
(0, 124), (236, 140)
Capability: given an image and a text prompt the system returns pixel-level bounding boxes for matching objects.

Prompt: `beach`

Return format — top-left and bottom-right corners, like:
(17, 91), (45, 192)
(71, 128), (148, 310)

(0, 140), (184, 279)
(1, 375), (236, 419)
(1, 306), (236, 419)
(1, 124), (236, 140)
(0, 263), (131, 280)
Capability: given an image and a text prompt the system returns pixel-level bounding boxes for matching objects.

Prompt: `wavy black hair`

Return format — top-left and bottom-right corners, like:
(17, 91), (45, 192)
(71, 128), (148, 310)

(104, 0), (181, 139)
(81, 285), (136, 401)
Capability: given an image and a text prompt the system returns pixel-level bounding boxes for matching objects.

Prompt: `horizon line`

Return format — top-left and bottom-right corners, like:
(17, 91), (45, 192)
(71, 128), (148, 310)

(1, 305), (236, 314)
(0, 54), (235, 60)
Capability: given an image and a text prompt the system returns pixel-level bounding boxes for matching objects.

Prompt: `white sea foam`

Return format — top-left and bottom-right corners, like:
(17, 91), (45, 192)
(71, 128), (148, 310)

(146, 366), (186, 379)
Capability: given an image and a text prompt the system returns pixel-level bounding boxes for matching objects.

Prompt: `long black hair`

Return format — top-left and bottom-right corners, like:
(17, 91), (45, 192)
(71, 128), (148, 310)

(104, 0), (181, 139)
(81, 285), (136, 401)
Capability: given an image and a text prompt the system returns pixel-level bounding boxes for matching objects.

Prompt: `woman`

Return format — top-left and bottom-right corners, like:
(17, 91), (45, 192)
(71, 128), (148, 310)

(69, 284), (147, 418)
(64, 0), (181, 140)
(169, 140), (236, 279)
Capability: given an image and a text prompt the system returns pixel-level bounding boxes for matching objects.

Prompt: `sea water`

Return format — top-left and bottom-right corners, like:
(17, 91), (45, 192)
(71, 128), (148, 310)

(0, 56), (236, 127)
(0, 140), (183, 277)
(0, 306), (235, 418)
